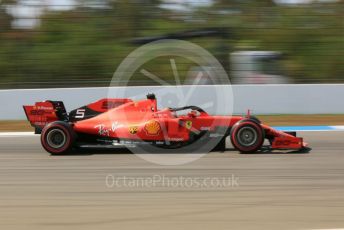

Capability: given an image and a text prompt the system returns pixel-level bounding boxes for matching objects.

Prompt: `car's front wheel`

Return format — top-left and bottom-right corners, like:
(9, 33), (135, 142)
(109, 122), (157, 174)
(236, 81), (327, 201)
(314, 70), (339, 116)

(230, 119), (265, 153)
(41, 121), (76, 155)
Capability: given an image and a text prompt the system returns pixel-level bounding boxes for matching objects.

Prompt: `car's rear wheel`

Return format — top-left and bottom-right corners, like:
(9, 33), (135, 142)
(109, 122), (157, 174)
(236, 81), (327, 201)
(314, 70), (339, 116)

(41, 121), (76, 155)
(230, 119), (265, 153)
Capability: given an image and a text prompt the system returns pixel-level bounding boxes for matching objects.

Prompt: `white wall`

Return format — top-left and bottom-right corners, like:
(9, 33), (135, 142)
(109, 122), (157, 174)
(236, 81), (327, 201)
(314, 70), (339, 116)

(1, 84), (344, 120)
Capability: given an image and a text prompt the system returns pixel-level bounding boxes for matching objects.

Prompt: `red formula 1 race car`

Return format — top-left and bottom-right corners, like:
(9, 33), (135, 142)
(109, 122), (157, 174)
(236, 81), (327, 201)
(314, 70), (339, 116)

(23, 94), (310, 155)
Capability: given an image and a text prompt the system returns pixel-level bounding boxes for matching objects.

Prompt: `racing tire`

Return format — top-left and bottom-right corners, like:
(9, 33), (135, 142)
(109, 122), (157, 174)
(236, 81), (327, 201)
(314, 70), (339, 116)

(248, 116), (261, 124)
(41, 121), (76, 155)
(230, 119), (265, 153)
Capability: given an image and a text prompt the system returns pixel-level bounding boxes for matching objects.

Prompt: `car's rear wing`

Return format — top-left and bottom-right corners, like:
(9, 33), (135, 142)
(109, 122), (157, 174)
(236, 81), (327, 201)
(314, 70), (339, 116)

(23, 101), (68, 134)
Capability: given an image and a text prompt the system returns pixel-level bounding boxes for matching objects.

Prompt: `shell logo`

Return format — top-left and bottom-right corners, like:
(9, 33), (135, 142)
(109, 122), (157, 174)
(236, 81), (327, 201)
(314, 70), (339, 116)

(144, 120), (161, 136)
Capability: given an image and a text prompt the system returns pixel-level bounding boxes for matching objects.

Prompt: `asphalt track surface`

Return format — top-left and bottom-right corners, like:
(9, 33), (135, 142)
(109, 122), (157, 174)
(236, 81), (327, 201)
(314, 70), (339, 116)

(0, 132), (343, 230)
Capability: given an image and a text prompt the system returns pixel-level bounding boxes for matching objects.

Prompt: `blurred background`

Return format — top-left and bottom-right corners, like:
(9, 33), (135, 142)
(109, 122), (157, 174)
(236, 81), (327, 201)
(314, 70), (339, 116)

(0, 0), (343, 88)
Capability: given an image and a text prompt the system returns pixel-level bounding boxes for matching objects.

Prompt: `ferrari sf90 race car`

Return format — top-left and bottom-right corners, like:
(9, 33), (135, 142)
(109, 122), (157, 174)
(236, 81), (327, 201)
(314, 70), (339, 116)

(23, 94), (310, 155)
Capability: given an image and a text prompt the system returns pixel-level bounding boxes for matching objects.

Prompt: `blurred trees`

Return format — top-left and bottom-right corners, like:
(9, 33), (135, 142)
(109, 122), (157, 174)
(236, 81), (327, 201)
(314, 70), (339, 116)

(0, 3), (12, 34)
(208, 0), (344, 82)
(0, 0), (343, 88)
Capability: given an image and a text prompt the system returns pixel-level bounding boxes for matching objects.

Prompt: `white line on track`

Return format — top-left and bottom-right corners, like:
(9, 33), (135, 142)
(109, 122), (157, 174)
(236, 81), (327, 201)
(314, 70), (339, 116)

(330, 125), (344, 130)
(0, 132), (35, 137)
